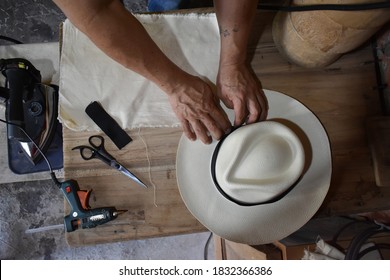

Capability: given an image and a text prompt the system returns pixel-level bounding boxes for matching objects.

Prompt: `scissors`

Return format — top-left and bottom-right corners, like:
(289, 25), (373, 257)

(72, 135), (148, 188)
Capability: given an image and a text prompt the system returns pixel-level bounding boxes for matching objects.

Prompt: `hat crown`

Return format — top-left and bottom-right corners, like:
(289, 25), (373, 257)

(233, 134), (295, 180)
(215, 121), (305, 204)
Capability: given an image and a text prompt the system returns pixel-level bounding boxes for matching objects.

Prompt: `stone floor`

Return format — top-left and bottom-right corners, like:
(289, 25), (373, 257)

(0, 0), (215, 260)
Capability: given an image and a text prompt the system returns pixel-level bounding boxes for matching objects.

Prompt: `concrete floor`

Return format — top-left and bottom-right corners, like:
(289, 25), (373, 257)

(0, 0), (215, 260)
(0, 180), (214, 260)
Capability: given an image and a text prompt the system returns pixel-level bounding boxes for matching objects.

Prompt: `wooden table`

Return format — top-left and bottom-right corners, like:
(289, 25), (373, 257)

(63, 10), (390, 246)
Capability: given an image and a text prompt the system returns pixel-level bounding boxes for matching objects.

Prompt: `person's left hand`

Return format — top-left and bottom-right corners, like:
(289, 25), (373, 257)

(216, 63), (268, 127)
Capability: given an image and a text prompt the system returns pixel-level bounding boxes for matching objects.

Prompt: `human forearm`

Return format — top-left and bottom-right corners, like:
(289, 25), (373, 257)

(213, 0), (268, 126)
(53, 0), (186, 94)
(214, 0), (258, 66)
(53, 0), (231, 144)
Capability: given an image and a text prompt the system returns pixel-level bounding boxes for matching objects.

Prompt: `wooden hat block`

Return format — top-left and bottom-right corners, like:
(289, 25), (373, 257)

(272, 0), (390, 68)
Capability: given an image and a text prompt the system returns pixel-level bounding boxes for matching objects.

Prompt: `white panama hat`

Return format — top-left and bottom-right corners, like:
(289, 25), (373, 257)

(176, 89), (332, 245)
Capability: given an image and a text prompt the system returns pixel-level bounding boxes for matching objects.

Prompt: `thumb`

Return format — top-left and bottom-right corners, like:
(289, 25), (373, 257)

(220, 95), (234, 109)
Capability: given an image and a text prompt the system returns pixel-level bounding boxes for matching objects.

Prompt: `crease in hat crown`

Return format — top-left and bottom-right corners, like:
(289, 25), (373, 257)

(214, 121), (305, 205)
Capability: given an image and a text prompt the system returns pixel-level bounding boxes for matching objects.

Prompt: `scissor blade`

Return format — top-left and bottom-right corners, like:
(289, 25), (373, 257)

(117, 165), (148, 188)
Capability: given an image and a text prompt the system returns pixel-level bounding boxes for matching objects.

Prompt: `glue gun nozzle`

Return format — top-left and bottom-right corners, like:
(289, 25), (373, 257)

(113, 210), (128, 217)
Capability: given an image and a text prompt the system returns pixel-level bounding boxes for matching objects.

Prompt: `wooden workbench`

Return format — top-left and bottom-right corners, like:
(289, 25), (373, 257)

(63, 10), (390, 246)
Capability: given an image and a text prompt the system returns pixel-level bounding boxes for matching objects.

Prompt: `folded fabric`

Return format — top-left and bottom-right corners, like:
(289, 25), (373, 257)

(58, 13), (220, 131)
(302, 238), (345, 260)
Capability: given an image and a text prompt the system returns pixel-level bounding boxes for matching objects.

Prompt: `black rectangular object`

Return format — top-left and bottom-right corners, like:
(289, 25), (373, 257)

(85, 101), (132, 149)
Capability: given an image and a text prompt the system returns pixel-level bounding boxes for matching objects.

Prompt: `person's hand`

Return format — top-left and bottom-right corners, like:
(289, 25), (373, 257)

(217, 63), (268, 126)
(167, 74), (231, 144)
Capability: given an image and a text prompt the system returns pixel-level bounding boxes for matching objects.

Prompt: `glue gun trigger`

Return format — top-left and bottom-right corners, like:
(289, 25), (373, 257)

(77, 189), (92, 210)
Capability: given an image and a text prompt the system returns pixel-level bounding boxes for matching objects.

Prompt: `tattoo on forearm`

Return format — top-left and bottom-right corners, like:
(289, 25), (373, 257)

(221, 29), (230, 37)
(219, 25), (239, 38)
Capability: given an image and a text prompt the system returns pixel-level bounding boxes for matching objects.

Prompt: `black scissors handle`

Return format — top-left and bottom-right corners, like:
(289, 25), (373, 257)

(72, 135), (113, 165)
(88, 135), (104, 150)
(89, 135), (115, 161)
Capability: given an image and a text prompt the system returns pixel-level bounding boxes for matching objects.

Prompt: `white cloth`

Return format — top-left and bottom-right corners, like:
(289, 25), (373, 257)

(302, 238), (344, 260)
(59, 13), (221, 131)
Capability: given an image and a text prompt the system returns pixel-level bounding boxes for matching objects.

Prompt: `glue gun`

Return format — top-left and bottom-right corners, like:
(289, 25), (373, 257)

(59, 179), (127, 232)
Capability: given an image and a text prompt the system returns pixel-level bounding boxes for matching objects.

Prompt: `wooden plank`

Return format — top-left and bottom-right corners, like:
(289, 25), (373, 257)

(224, 240), (268, 260)
(366, 116), (390, 187)
(214, 235), (281, 260)
(213, 235), (226, 260)
(62, 10), (390, 246)
(63, 127), (180, 179)
(63, 127), (205, 246)
(214, 236), (267, 260)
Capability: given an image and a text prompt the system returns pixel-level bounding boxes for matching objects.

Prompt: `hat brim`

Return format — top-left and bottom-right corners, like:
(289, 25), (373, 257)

(176, 89), (332, 245)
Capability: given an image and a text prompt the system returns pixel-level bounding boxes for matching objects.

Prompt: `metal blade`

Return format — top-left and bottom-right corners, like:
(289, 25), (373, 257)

(113, 210), (128, 217)
(117, 165), (148, 188)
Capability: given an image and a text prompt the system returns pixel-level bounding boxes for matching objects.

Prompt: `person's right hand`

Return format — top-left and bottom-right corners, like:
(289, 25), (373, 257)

(216, 63), (268, 127)
(167, 74), (231, 144)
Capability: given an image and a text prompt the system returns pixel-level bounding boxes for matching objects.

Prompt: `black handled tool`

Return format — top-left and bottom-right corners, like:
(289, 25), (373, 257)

(59, 179), (127, 232)
(0, 58), (41, 141)
(72, 135), (148, 188)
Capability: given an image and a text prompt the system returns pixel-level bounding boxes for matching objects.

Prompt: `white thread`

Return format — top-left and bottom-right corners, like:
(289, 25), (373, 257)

(137, 127), (158, 207)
